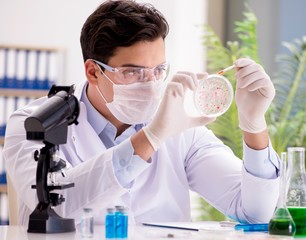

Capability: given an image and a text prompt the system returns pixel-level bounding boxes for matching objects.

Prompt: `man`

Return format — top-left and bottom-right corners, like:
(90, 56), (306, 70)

(3, 0), (279, 226)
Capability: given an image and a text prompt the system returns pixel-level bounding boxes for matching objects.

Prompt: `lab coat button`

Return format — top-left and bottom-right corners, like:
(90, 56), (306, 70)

(119, 159), (126, 166)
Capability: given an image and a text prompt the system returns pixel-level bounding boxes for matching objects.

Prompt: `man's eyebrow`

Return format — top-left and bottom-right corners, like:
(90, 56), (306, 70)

(120, 62), (167, 68)
(120, 63), (145, 68)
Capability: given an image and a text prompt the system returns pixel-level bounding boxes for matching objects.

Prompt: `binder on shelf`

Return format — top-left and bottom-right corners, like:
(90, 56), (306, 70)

(1, 48), (8, 88)
(16, 49), (27, 89)
(0, 174), (6, 184)
(0, 97), (7, 137)
(0, 145), (6, 184)
(0, 125), (5, 137)
(6, 97), (16, 121)
(26, 50), (38, 89)
(47, 51), (58, 89)
(0, 96), (16, 137)
(0, 48), (5, 88)
(6, 49), (16, 89)
(17, 97), (30, 110)
(1, 45), (63, 90)
(37, 50), (48, 89)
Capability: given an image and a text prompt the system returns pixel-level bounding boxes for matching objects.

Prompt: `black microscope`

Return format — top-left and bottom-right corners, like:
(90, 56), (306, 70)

(24, 85), (79, 233)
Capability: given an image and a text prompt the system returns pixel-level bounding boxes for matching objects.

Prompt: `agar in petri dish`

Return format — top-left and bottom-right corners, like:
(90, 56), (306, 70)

(193, 74), (233, 117)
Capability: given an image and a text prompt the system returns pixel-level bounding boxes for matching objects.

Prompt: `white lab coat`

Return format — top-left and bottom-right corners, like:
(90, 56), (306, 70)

(3, 81), (279, 226)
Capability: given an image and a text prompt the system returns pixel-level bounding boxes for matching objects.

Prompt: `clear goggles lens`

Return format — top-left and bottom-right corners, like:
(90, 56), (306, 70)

(93, 59), (169, 84)
(115, 63), (169, 84)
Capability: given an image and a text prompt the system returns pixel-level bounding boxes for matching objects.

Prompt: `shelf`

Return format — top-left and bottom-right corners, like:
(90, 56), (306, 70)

(0, 184), (7, 193)
(0, 89), (48, 98)
(0, 44), (62, 52)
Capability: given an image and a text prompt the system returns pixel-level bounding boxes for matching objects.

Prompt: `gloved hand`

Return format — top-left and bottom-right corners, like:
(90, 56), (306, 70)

(234, 58), (275, 133)
(143, 72), (216, 150)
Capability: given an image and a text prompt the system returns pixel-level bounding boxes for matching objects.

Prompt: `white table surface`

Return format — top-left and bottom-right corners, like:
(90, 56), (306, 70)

(0, 221), (301, 240)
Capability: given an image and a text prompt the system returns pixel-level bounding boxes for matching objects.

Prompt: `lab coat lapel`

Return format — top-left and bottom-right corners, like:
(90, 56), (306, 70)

(70, 102), (107, 162)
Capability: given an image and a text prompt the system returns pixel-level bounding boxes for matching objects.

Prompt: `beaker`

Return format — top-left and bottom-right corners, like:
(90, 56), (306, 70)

(286, 147), (306, 237)
(268, 152), (296, 236)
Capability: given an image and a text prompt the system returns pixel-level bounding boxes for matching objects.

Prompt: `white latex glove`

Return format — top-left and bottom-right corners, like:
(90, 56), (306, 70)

(143, 72), (216, 150)
(235, 58), (275, 133)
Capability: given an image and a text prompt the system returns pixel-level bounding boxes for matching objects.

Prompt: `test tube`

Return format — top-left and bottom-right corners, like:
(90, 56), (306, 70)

(81, 208), (94, 238)
(115, 206), (128, 238)
(105, 208), (116, 239)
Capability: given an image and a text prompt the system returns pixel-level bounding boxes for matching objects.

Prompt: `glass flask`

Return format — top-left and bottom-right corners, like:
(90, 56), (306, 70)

(286, 147), (306, 237)
(268, 152), (296, 236)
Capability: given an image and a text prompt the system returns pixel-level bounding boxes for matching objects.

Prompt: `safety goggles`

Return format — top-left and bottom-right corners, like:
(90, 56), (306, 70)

(92, 59), (169, 85)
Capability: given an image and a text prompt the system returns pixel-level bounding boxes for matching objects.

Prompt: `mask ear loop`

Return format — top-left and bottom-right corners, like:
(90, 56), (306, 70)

(95, 62), (116, 85)
(94, 63), (115, 104)
(95, 85), (108, 104)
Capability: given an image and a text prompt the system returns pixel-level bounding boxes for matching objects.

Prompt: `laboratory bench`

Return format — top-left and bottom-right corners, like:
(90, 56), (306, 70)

(0, 222), (302, 240)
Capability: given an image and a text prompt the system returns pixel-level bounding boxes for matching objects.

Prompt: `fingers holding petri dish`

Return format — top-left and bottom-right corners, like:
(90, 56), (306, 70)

(191, 74), (233, 117)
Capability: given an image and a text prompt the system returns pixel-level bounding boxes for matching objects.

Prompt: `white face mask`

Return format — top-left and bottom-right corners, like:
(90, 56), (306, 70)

(96, 74), (164, 125)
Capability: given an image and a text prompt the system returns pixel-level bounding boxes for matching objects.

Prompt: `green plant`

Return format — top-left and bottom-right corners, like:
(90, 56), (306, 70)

(268, 37), (306, 153)
(196, 10), (306, 221)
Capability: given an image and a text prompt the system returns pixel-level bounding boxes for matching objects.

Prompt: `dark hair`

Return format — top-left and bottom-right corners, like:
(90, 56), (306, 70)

(80, 0), (169, 64)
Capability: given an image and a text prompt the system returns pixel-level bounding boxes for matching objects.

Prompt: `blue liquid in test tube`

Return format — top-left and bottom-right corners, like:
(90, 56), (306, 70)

(115, 206), (128, 238)
(105, 208), (116, 239)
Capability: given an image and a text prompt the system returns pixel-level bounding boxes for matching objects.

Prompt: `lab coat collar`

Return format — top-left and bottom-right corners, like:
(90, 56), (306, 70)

(69, 101), (107, 162)
(72, 81), (86, 100)
(69, 81), (108, 160)
(69, 81), (146, 161)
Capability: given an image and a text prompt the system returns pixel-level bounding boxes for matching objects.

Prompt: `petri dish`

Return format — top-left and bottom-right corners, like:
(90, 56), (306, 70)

(193, 74), (233, 117)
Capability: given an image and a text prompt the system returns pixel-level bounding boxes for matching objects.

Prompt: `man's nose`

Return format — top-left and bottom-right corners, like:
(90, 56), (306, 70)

(143, 69), (156, 82)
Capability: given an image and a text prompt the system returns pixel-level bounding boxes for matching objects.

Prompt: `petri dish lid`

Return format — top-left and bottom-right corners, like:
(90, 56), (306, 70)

(193, 74), (233, 117)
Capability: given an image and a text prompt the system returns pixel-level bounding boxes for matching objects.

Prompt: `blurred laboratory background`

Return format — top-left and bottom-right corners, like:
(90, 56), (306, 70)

(1, 0), (306, 84)
(0, 0), (306, 224)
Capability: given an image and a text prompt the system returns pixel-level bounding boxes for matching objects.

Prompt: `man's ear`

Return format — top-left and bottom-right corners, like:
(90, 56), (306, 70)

(85, 59), (100, 84)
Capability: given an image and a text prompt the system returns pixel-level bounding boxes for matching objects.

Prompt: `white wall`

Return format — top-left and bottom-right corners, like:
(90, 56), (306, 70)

(0, 0), (207, 85)
(143, 0), (207, 75)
